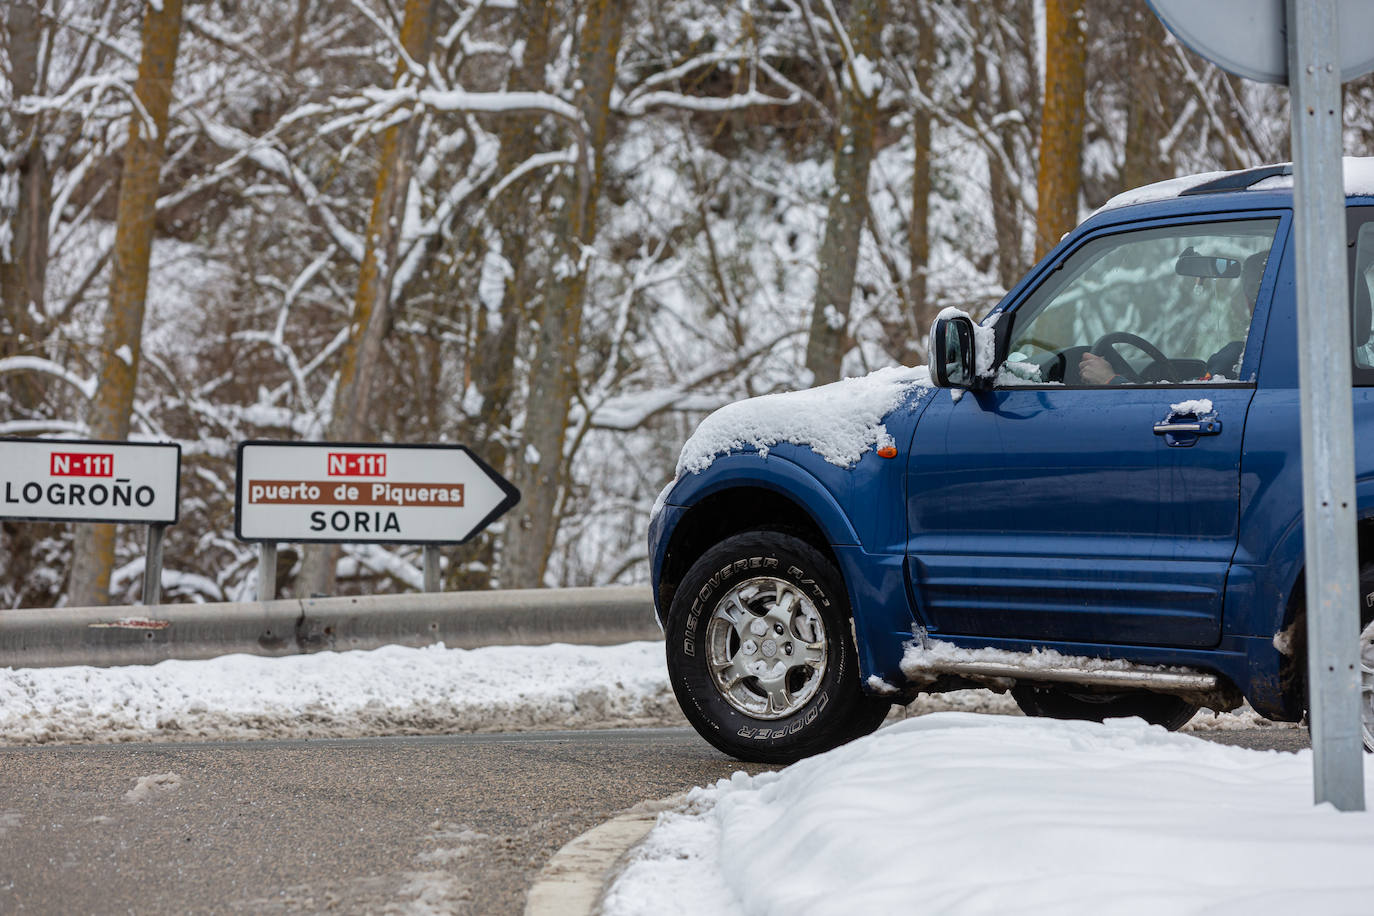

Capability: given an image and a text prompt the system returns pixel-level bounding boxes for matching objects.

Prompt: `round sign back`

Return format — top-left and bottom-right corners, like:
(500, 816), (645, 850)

(1148, 0), (1374, 84)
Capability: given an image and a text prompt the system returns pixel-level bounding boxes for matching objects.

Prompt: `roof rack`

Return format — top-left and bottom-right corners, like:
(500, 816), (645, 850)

(1178, 164), (1293, 196)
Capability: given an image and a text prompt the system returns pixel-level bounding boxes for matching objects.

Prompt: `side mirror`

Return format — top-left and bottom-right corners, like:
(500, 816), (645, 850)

(930, 315), (976, 388)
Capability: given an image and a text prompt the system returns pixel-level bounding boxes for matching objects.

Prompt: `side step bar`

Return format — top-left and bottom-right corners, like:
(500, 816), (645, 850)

(913, 657), (1218, 697)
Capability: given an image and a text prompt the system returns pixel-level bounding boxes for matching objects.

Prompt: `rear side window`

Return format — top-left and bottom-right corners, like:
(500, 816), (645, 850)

(1350, 211), (1374, 385)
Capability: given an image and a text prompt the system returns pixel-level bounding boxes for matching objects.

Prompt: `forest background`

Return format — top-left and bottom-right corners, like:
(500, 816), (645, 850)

(2, 0), (1370, 608)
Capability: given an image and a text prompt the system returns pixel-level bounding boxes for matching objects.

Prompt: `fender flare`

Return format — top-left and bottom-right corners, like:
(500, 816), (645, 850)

(664, 453), (861, 547)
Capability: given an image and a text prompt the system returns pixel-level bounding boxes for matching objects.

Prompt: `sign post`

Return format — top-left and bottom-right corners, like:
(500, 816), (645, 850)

(1286, 0), (1365, 813)
(143, 524), (166, 606)
(257, 542), (277, 602)
(235, 442), (519, 593)
(423, 545), (442, 593)
(0, 438), (181, 606)
(1150, 0), (1373, 810)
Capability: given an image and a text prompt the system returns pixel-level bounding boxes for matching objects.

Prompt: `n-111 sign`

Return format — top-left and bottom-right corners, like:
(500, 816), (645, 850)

(235, 441), (520, 544)
(0, 438), (181, 524)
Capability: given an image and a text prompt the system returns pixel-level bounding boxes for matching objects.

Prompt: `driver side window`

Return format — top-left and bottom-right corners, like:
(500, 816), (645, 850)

(1002, 219), (1279, 388)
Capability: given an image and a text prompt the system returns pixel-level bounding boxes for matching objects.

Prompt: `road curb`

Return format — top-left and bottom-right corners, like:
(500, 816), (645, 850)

(1, 586), (659, 669)
(523, 794), (684, 916)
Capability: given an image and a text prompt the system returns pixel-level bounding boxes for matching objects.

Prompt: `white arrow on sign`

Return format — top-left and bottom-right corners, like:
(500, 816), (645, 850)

(235, 442), (520, 545)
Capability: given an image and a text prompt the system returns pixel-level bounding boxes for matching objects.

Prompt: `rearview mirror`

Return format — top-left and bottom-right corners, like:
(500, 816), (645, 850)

(1176, 247), (1241, 279)
(930, 315), (976, 388)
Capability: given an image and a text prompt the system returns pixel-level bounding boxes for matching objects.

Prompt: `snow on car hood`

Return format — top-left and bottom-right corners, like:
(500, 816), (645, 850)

(675, 365), (932, 476)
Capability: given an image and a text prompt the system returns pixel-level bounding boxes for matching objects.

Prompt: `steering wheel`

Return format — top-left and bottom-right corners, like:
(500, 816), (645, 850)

(1089, 332), (1170, 383)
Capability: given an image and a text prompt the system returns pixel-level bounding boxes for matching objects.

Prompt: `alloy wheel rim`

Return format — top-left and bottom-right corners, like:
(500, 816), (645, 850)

(705, 577), (828, 720)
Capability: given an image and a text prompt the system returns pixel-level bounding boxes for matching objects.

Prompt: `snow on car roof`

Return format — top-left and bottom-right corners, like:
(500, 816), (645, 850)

(1094, 157), (1374, 216)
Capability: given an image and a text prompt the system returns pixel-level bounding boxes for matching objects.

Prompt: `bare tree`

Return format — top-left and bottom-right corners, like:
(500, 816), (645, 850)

(907, 0), (936, 345)
(804, 0), (887, 385)
(449, 0), (555, 591)
(69, 0), (185, 607)
(1120, 8), (1167, 191)
(501, 0), (629, 588)
(1, 2), (49, 356)
(295, 0), (441, 598)
(1035, 0), (1086, 261)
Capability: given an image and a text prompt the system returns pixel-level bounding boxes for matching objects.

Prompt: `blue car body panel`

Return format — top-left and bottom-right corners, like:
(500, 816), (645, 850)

(650, 183), (1374, 720)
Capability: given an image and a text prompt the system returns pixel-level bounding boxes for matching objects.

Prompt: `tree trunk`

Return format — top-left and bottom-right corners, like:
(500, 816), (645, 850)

(327, 0), (439, 443)
(907, 0), (935, 358)
(67, 0), (184, 608)
(287, 0), (312, 75)
(805, 0), (887, 385)
(1035, 0), (1087, 261)
(500, 0), (627, 589)
(295, 0), (439, 598)
(1122, 9), (1164, 190)
(1, 1), (50, 407)
(453, 0), (553, 591)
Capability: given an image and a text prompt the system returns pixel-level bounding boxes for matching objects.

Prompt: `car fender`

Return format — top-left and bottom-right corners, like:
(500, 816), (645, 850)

(663, 452), (863, 547)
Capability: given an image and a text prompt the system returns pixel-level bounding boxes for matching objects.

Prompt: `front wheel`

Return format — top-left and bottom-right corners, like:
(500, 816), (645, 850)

(1011, 684), (1199, 731)
(665, 531), (891, 764)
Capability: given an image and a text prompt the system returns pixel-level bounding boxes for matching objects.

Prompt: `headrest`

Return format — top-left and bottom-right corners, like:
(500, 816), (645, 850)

(1355, 269), (1372, 349)
(1242, 251), (1268, 306)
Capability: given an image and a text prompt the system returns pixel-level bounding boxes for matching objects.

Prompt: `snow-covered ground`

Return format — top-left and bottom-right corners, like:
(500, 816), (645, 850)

(0, 642), (680, 745)
(0, 641), (1290, 745)
(602, 713), (1374, 916)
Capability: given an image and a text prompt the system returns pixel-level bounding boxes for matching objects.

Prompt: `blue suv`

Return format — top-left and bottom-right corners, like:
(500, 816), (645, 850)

(649, 162), (1374, 763)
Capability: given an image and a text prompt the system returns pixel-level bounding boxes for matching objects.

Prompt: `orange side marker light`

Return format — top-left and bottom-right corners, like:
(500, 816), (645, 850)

(877, 446), (898, 459)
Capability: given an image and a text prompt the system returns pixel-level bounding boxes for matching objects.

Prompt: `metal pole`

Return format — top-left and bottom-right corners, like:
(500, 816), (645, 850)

(142, 524), (165, 606)
(1288, 0), (1365, 811)
(257, 542), (277, 602)
(423, 546), (442, 593)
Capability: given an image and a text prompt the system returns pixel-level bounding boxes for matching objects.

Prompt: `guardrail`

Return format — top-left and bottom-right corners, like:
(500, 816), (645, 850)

(0, 586), (660, 669)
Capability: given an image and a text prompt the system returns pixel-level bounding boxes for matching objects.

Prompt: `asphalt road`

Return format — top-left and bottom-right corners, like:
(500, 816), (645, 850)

(0, 727), (766, 915)
(0, 724), (1311, 915)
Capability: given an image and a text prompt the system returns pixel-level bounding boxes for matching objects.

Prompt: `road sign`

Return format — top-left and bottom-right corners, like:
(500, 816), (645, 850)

(1148, 0), (1374, 83)
(1150, 0), (1367, 811)
(0, 438), (180, 525)
(235, 441), (519, 545)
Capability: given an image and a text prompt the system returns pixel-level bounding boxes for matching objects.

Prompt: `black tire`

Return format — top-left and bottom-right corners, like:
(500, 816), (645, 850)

(1011, 684), (1199, 731)
(1358, 559), (1374, 752)
(1298, 558), (1374, 752)
(665, 531), (891, 764)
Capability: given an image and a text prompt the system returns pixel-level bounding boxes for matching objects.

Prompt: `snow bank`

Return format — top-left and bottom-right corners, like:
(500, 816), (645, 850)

(675, 365), (931, 476)
(0, 639), (1285, 745)
(603, 713), (1374, 916)
(0, 642), (682, 745)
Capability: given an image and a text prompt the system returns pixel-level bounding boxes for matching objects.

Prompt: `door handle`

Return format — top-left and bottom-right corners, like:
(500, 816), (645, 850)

(1153, 419), (1221, 436)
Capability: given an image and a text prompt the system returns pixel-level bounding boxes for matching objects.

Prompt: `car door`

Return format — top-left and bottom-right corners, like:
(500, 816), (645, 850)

(906, 214), (1286, 648)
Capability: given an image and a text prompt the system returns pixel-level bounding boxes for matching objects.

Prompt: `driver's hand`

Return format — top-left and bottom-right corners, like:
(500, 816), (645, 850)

(1079, 352), (1118, 385)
